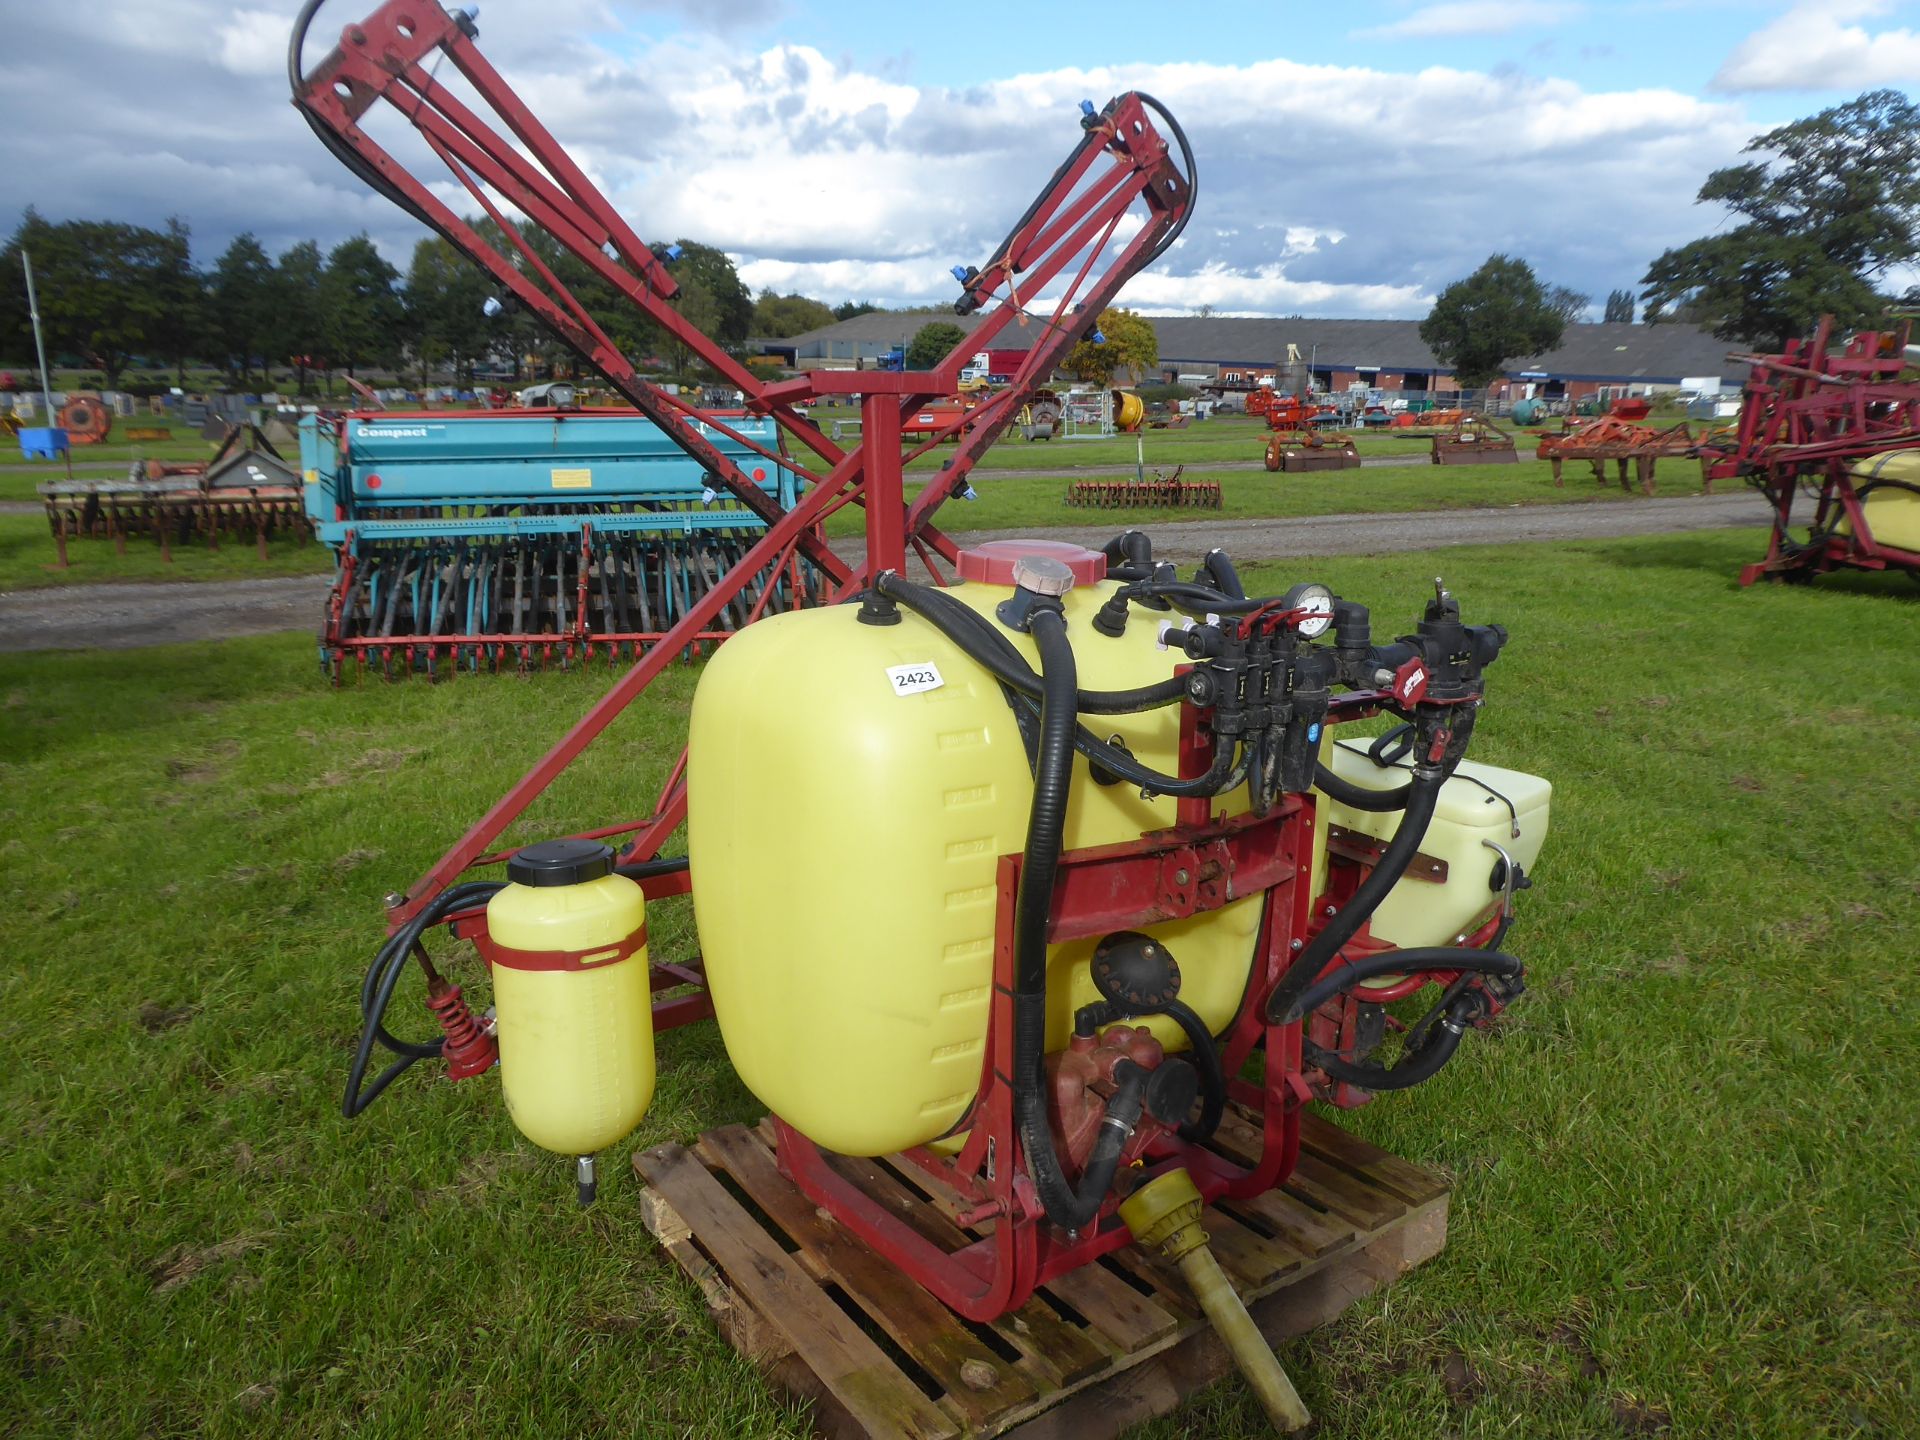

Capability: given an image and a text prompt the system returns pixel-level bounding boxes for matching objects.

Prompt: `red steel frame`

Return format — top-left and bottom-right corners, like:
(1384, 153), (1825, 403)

(295, 0), (1192, 930)
(1696, 318), (1920, 585)
(294, 1), (1427, 1324)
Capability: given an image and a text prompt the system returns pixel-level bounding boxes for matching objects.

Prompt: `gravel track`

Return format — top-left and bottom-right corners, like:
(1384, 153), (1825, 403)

(0, 493), (1757, 654)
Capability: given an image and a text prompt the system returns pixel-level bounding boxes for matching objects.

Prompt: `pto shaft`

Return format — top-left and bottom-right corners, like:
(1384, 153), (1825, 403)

(1119, 1169), (1310, 1433)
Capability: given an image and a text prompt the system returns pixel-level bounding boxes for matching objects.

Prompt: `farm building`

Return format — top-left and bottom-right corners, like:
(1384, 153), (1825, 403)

(763, 313), (1741, 401)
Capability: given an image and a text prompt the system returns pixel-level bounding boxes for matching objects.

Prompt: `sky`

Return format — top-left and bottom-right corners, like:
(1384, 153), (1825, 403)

(3, 0), (1918, 321)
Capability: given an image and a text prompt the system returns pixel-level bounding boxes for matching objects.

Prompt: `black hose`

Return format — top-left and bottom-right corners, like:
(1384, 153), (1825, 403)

(1276, 946), (1524, 1024)
(1133, 93), (1197, 269)
(877, 575), (1187, 715)
(1120, 580), (1263, 615)
(1013, 609), (1127, 1232)
(1310, 1022), (1465, 1092)
(887, 580), (1246, 798)
(614, 854), (691, 881)
(1160, 1000), (1226, 1141)
(1313, 761), (1412, 813)
(344, 880), (504, 1118)
(1195, 548), (1246, 600)
(1264, 767), (1446, 1024)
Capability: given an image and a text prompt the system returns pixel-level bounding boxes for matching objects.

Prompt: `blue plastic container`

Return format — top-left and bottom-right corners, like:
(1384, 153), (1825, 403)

(17, 427), (69, 461)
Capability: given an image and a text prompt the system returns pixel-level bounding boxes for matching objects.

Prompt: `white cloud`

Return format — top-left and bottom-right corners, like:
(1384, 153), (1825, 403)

(1356, 1), (1580, 41)
(1713, 0), (1920, 92)
(217, 10), (291, 76)
(0, 3), (1758, 322)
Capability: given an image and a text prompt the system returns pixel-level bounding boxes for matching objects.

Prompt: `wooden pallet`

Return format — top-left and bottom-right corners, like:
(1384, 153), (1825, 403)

(633, 1109), (1449, 1439)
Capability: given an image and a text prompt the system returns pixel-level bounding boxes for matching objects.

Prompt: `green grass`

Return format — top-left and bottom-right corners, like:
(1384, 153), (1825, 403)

(826, 457), (1654, 538)
(3, 528), (1916, 1437)
(0, 513), (336, 591)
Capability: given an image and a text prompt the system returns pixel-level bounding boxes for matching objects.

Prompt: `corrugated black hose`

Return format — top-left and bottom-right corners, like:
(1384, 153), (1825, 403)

(1262, 764), (1446, 1025)
(1014, 609), (1139, 1231)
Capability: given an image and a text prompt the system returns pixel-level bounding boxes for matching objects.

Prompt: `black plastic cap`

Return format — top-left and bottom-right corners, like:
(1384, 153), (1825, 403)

(507, 839), (616, 888)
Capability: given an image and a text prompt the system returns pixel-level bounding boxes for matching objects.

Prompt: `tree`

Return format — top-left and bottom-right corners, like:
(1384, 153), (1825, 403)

(833, 300), (879, 321)
(1546, 285), (1590, 326)
(209, 233), (275, 387)
(1064, 308), (1158, 386)
(0, 210), (175, 389)
(667, 240), (751, 350)
(752, 288), (835, 338)
(662, 276), (720, 375)
(319, 234), (404, 378)
(1604, 288), (1636, 324)
(404, 236), (494, 385)
(905, 321), (967, 370)
(272, 240), (328, 395)
(1418, 256), (1567, 389)
(148, 218), (203, 386)
(1642, 90), (1920, 346)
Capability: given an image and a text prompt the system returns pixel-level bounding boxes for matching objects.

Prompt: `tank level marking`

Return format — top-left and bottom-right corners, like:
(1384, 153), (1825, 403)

(939, 987), (988, 1010)
(943, 784), (995, 808)
(918, 1091), (974, 1116)
(944, 885), (995, 910)
(929, 1039), (984, 1061)
(944, 837), (994, 860)
(936, 727), (988, 751)
(941, 937), (992, 962)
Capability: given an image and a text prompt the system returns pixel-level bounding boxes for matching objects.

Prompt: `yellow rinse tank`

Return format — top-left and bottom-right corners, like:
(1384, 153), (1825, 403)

(485, 841), (654, 1156)
(688, 570), (1263, 1158)
(1315, 742), (1551, 948)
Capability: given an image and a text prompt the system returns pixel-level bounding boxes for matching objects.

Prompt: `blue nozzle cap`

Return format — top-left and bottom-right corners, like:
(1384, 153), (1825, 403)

(663, 243), (683, 262)
(1080, 99), (1096, 117)
(961, 485), (979, 502)
(481, 296), (503, 318)
(1091, 328), (1106, 345)
(951, 265), (970, 284)
(1307, 722), (1322, 743)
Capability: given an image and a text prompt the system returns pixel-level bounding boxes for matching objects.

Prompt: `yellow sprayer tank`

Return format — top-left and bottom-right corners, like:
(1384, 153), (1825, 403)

(484, 840), (654, 1156)
(688, 544), (1261, 1157)
(1837, 450), (1920, 553)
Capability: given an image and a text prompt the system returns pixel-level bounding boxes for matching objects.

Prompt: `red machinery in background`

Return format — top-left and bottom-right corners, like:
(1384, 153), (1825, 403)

(1697, 319), (1920, 585)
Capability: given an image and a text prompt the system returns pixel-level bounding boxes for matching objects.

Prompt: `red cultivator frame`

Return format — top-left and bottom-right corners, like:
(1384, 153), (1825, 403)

(1697, 318), (1920, 585)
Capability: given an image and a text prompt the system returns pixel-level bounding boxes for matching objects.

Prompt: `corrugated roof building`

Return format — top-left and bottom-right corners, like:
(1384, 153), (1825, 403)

(764, 314), (1739, 399)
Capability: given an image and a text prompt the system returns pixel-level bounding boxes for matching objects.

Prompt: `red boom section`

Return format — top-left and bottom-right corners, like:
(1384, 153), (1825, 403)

(1695, 318), (1920, 585)
(291, 1), (1194, 925)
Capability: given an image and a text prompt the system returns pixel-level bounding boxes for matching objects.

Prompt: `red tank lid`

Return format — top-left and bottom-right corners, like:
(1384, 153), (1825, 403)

(955, 539), (1108, 586)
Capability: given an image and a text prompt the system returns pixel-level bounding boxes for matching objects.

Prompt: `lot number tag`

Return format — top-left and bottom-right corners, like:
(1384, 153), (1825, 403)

(887, 662), (945, 696)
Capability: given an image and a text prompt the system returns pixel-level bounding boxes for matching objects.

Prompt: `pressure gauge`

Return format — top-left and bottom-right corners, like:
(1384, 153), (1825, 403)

(1282, 582), (1335, 638)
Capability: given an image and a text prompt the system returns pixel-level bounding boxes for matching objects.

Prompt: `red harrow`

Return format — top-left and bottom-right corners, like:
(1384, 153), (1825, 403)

(1696, 318), (1920, 585)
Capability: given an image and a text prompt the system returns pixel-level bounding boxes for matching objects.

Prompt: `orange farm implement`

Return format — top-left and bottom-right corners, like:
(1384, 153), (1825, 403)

(1535, 415), (1696, 494)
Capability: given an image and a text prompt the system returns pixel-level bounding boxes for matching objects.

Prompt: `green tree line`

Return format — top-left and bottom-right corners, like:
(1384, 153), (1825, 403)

(0, 210), (883, 395)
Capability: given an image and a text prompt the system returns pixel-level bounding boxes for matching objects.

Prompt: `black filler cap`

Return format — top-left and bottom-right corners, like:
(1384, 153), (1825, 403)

(507, 838), (616, 888)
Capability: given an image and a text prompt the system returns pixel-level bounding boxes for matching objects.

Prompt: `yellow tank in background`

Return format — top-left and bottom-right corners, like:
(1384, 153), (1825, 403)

(1836, 450), (1920, 552)
(485, 841), (654, 1156)
(688, 557), (1261, 1158)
